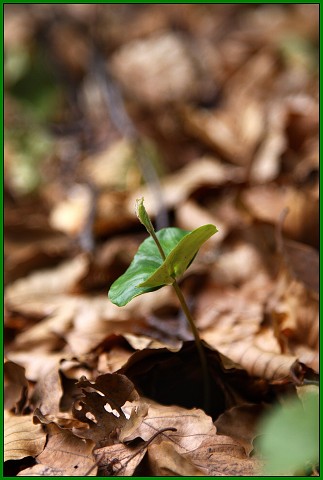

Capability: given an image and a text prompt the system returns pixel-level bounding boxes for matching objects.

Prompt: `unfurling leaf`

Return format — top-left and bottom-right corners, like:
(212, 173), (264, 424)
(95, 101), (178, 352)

(108, 225), (217, 307)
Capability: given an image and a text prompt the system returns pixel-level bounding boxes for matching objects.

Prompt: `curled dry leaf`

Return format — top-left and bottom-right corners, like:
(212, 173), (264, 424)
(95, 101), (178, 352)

(72, 373), (143, 448)
(218, 339), (298, 380)
(4, 411), (47, 462)
(17, 422), (97, 476)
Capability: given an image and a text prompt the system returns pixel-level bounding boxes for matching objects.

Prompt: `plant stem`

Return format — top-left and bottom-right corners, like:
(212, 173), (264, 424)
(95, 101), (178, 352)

(147, 226), (210, 411)
(172, 280), (210, 412)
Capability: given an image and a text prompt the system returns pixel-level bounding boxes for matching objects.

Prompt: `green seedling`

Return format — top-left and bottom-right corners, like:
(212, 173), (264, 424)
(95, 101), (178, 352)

(108, 198), (218, 410)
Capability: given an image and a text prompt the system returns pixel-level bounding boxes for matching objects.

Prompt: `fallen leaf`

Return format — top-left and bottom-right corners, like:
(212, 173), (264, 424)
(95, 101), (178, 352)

(111, 32), (200, 105)
(120, 341), (274, 419)
(215, 403), (268, 456)
(121, 400), (214, 453)
(17, 421), (96, 476)
(4, 361), (28, 413)
(147, 440), (206, 476)
(4, 411), (46, 462)
(94, 441), (146, 476)
(188, 434), (263, 476)
(72, 373), (142, 447)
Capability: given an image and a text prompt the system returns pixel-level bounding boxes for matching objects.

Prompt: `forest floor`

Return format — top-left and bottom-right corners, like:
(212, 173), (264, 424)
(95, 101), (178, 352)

(4, 4), (319, 477)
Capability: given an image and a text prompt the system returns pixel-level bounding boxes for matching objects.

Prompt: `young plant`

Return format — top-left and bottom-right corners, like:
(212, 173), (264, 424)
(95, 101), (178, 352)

(108, 198), (218, 410)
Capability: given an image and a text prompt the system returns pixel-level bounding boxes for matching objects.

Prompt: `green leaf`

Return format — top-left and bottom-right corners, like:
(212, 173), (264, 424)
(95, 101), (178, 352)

(108, 224), (217, 307)
(139, 224), (217, 288)
(257, 389), (319, 475)
(108, 228), (189, 307)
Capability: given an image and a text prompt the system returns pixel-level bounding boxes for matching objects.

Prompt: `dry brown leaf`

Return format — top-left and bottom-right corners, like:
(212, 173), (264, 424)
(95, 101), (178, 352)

(188, 434), (263, 476)
(266, 268), (319, 371)
(72, 373), (142, 447)
(128, 157), (244, 216)
(83, 139), (141, 191)
(214, 403), (267, 456)
(94, 441), (146, 476)
(176, 199), (227, 245)
(249, 102), (287, 183)
(282, 239), (319, 295)
(30, 365), (63, 416)
(122, 400), (214, 453)
(147, 440), (206, 476)
(4, 411), (46, 462)
(18, 422), (96, 476)
(242, 184), (319, 246)
(111, 31), (199, 106)
(181, 95), (265, 165)
(5, 254), (89, 304)
(218, 339), (298, 380)
(4, 361), (28, 413)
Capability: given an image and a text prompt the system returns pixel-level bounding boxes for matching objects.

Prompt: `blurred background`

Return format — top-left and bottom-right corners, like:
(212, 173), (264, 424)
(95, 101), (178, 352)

(4, 2), (319, 376)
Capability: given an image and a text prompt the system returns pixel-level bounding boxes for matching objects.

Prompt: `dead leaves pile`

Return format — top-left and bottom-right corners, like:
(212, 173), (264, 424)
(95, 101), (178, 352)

(4, 4), (318, 477)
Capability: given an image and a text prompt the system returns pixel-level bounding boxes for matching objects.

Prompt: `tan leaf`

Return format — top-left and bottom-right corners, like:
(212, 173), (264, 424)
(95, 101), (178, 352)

(5, 254), (88, 303)
(83, 139), (141, 191)
(147, 441), (206, 476)
(18, 422), (96, 476)
(30, 364), (63, 416)
(94, 441), (146, 476)
(4, 360), (28, 413)
(49, 184), (93, 236)
(129, 157), (244, 215)
(215, 403), (268, 456)
(111, 32), (199, 105)
(282, 239), (319, 296)
(4, 411), (46, 462)
(242, 185), (319, 246)
(218, 339), (298, 380)
(122, 400), (214, 454)
(188, 434), (263, 476)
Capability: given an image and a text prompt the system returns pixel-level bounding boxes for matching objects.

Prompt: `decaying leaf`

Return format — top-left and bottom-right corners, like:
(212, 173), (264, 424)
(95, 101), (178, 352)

(4, 412), (46, 462)
(72, 373), (143, 447)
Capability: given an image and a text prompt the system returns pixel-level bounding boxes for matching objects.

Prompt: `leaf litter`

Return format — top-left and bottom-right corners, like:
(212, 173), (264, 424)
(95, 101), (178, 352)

(4, 4), (318, 477)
